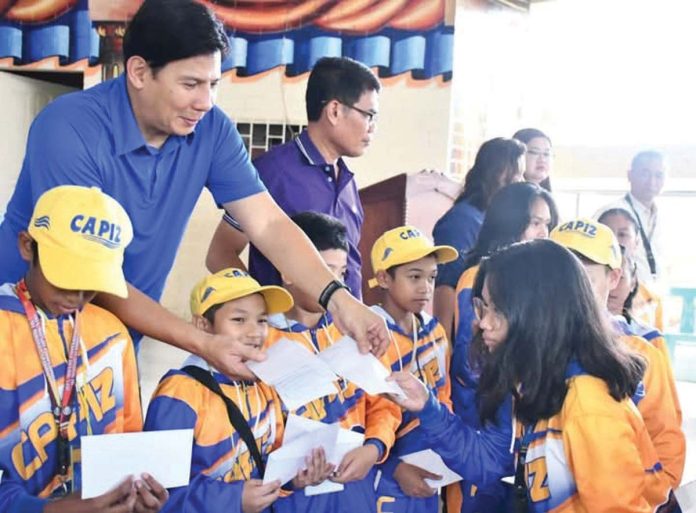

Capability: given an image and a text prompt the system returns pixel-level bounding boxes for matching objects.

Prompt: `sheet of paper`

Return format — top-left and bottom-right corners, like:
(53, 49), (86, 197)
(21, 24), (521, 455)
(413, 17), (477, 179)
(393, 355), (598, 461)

(263, 422), (340, 485)
(676, 480), (696, 512)
(400, 449), (462, 489)
(319, 336), (406, 398)
(247, 338), (339, 410)
(81, 429), (193, 499)
(283, 415), (366, 496)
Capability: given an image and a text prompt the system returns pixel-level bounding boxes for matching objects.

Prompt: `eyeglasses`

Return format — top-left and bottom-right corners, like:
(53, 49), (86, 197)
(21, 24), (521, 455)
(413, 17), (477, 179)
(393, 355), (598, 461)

(472, 296), (505, 329)
(527, 149), (553, 159)
(341, 102), (379, 124)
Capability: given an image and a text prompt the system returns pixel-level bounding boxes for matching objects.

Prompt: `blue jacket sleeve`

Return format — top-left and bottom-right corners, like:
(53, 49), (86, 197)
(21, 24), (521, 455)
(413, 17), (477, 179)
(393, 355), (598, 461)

(432, 206), (482, 288)
(145, 393), (245, 513)
(163, 477), (244, 513)
(417, 393), (515, 486)
(0, 475), (47, 513)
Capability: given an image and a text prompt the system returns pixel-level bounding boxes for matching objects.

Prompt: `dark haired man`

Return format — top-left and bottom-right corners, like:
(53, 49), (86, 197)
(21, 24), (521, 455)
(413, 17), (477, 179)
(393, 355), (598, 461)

(0, 1), (388, 379)
(206, 56), (381, 299)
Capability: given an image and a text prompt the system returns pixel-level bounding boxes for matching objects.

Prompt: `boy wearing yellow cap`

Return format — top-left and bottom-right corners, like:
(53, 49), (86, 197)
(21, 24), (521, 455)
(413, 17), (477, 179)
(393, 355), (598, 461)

(369, 226), (457, 513)
(550, 219), (684, 495)
(0, 185), (166, 512)
(266, 212), (401, 513)
(144, 269), (332, 513)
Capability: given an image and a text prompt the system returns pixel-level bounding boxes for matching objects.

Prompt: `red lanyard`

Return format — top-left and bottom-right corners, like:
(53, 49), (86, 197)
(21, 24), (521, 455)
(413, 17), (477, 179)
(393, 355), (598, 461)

(16, 279), (81, 477)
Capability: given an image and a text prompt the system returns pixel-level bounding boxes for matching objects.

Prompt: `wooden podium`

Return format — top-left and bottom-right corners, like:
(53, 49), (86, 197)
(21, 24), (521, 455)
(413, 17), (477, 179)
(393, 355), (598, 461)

(358, 171), (461, 307)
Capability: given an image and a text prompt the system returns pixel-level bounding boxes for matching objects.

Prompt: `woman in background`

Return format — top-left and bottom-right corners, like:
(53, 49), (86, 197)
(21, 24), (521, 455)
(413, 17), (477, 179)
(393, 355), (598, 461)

(514, 128), (553, 191)
(432, 137), (526, 342)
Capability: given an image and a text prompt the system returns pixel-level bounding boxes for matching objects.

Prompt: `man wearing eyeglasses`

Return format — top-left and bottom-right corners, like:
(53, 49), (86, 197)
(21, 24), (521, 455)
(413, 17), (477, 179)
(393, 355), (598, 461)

(207, 56), (380, 299)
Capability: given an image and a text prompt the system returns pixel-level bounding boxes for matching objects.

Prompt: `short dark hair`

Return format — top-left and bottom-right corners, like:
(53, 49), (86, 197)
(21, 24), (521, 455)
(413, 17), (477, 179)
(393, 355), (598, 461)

(464, 182), (558, 270)
(123, 0), (229, 70)
(306, 57), (381, 122)
(597, 208), (639, 235)
(456, 138), (526, 211)
(202, 302), (223, 326)
(31, 239), (39, 266)
(291, 211), (348, 252)
(513, 128), (553, 191)
(472, 240), (645, 425)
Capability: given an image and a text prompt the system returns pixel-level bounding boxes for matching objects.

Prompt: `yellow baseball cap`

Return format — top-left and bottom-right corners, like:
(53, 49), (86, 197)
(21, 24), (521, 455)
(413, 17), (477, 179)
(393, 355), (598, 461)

(28, 185), (133, 298)
(368, 225), (457, 288)
(550, 218), (621, 270)
(190, 268), (294, 317)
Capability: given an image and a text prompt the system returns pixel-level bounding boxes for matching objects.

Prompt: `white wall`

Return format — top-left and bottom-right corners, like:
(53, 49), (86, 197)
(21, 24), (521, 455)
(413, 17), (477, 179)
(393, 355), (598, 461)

(0, 72), (76, 211)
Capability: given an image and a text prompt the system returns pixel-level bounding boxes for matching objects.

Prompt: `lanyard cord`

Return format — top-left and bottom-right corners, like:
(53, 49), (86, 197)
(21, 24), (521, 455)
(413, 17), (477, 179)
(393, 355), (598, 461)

(16, 280), (82, 483)
(230, 376), (261, 480)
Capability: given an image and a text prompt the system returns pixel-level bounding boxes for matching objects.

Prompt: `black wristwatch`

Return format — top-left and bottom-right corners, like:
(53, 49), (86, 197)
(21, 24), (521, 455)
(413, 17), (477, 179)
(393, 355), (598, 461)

(318, 279), (350, 311)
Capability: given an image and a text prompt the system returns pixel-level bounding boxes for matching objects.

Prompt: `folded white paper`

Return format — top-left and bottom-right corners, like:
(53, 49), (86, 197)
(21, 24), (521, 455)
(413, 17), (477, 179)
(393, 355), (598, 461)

(318, 336), (406, 398)
(676, 480), (696, 512)
(283, 415), (365, 496)
(263, 422), (340, 486)
(81, 429), (193, 499)
(400, 449), (462, 489)
(248, 338), (339, 410)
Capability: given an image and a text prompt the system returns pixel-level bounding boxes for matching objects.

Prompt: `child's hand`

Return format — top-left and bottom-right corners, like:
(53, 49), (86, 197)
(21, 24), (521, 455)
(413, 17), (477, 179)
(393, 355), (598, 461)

(292, 448), (334, 488)
(330, 444), (379, 483)
(393, 462), (440, 498)
(241, 479), (281, 513)
(386, 371), (429, 412)
(134, 473), (168, 512)
(44, 476), (137, 513)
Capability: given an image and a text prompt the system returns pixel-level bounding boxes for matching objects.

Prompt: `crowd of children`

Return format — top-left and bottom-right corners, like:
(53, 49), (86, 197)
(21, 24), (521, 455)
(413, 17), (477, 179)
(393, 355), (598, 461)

(0, 168), (684, 513)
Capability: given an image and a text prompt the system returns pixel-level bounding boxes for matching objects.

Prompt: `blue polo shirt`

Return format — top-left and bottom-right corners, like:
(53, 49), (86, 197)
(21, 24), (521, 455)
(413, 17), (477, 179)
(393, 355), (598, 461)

(223, 130), (364, 298)
(0, 75), (265, 337)
(432, 199), (484, 288)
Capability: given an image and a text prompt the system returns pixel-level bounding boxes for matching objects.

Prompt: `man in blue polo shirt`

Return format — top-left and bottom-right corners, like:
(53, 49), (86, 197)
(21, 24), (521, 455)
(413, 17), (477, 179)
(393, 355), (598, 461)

(0, 0), (389, 378)
(205, 57), (379, 299)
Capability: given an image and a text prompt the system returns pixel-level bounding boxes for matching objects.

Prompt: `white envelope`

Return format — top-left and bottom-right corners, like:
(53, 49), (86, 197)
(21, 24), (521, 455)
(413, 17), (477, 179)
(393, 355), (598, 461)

(675, 480), (696, 512)
(263, 422), (341, 486)
(81, 429), (193, 499)
(318, 336), (406, 398)
(283, 415), (366, 496)
(400, 449), (462, 489)
(248, 338), (339, 410)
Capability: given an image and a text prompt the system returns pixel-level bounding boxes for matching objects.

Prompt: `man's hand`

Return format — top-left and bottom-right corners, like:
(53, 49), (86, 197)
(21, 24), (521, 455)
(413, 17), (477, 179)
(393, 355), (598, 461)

(393, 462), (440, 498)
(134, 474), (168, 512)
(330, 444), (379, 483)
(241, 479), (281, 513)
(327, 289), (389, 357)
(44, 477), (137, 513)
(197, 332), (266, 380)
(386, 371), (429, 412)
(292, 448), (335, 488)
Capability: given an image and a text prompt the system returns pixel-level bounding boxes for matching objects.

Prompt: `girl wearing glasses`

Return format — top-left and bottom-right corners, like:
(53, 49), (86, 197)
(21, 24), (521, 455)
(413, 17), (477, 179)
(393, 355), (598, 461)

(448, 182), (558, 513)
(514, 128), (553, 192)
(389, 240), (670, 513)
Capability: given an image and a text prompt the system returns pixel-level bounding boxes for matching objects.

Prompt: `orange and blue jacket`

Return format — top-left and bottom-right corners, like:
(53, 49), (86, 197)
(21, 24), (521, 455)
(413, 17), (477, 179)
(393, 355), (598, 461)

(416, 361), (671, 513)
(371, 305), (452, 478)
(611, 318), (684, 489)
(0, 283), (142, 513)
(265, 314), (401, 461)
(144, 355), (285, 513)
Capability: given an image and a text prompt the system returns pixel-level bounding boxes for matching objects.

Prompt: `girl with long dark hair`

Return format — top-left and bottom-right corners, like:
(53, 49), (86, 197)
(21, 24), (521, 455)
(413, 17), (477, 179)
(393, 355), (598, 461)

(389, 240), (670, 513)
(433, 137), (526, 343)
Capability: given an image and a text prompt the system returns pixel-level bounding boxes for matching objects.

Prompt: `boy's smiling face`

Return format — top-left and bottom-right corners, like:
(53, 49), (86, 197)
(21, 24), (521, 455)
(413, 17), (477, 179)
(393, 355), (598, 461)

(199, 293), (269, 359)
